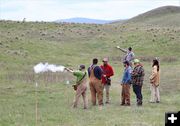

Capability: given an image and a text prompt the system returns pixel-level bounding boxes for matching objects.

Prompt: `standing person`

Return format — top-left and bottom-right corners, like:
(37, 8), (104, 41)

(100, 58), (114, 104)
(131, 59), (145, 106)
(65, 65), (88, 109)
(116, 46), (135, 66)
(121, 61), (132, 106)
(149, 59), (160, 103)
(88, 58), (103, 109)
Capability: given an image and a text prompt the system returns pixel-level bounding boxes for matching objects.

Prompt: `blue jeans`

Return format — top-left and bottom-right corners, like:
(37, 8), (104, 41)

(133, 85), (143, 105)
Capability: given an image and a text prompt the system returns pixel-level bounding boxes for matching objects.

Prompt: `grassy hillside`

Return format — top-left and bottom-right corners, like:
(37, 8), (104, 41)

(0, 10), (180, 126)
(0, 20), (179, 70)
(115, 6), (180, 27)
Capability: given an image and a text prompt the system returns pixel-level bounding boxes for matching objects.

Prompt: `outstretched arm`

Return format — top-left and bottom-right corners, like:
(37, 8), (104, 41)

(116, 46), (127, 53)
(65, 68), (74, 73)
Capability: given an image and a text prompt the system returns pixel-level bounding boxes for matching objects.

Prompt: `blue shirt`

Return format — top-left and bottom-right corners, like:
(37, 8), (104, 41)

(121, 66), (132, 84)
(88, 65), (102, 80)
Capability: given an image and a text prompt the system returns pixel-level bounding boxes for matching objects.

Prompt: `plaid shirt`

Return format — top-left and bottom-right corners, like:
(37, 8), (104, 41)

(131, 65), (145, 86)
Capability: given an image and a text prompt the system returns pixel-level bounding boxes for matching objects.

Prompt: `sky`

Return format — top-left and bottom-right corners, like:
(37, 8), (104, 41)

(0, 0), (180, 21)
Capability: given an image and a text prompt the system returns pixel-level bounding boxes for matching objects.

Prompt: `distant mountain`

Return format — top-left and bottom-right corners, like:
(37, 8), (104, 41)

(122, 6), (180, 26)
(109, 19), (127, 24)
(55, 17), (116, 24)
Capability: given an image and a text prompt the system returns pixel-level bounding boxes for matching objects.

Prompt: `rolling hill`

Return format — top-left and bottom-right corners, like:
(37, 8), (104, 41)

(0, 5), (180, 73)
(115, 6), (180, 26)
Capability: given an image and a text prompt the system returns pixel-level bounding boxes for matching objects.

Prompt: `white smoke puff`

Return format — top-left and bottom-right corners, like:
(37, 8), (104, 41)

(47, 64), (65, 72)
(34, 62), (65, 73)
(34, 62), (47, 73)
(47, 64), (57, 72)
(56, 66), (65, 72)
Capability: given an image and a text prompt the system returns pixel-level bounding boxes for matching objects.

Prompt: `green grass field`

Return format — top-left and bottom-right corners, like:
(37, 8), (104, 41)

(0, 13), (180, 126)
(0, 64), (180, 126)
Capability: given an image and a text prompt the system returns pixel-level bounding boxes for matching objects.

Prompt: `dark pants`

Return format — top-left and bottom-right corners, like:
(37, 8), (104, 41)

(133, 85), (143, 105)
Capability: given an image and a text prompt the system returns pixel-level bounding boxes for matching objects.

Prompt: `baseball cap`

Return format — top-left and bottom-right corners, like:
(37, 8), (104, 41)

(102, 57), (108, 62)
(79, 65), (85, 70)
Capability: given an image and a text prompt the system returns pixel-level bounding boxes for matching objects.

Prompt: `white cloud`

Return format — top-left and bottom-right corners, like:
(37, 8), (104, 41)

(0, 0), (179, 21)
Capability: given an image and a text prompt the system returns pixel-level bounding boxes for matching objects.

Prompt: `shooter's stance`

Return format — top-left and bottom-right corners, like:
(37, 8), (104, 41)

(66, 65), (88, 109)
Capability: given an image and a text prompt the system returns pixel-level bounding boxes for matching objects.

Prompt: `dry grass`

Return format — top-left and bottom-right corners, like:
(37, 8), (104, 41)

(5, 71), (74, 85)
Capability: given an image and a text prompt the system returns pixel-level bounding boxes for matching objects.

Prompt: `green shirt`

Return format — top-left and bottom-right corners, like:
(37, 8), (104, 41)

(73, 70), (87, 84)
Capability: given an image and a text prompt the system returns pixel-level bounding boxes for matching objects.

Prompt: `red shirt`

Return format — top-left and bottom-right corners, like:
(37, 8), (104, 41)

(100, 64), (114, 84)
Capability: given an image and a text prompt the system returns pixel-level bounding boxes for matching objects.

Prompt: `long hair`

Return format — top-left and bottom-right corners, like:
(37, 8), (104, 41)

(152, 59), (159, 71)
